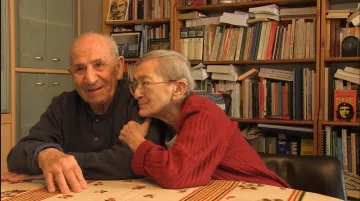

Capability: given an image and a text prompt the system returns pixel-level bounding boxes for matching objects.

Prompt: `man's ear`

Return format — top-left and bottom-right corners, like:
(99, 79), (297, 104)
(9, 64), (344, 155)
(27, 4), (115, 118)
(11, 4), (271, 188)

(172, 80), (188, 100)
(116, 56), (124, 80)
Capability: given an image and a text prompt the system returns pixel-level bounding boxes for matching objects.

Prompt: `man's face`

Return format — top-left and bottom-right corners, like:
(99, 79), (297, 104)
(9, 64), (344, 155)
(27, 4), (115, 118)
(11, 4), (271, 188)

(69, 36), (123, 109)
(111, 0), (128, 20)
(339, 106), (350, 119)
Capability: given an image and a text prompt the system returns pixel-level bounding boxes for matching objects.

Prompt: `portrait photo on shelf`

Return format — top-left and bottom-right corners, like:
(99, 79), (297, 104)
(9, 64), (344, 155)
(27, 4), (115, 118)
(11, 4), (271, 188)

(110, 31), (142, 58)
(106, 0), (129, 21)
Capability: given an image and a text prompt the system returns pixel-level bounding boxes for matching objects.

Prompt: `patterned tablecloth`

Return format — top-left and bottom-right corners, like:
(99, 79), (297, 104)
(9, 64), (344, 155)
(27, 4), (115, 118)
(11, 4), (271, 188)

(1, 178), (344, 201)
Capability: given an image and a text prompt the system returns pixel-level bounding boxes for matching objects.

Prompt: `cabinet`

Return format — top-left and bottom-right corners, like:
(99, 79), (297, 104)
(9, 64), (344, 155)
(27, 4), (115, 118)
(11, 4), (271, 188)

(16, 73), (74, 141)
(17, 0), (77, 69)
(1, 114), (11, 174)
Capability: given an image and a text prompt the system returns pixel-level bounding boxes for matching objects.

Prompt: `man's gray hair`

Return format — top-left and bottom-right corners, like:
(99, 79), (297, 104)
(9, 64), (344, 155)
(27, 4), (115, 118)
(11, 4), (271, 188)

(136, 50), (195, 97)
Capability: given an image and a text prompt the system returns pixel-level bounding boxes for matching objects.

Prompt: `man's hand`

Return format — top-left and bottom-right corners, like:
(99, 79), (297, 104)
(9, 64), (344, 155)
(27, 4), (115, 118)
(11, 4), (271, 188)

(37, 148), (88, 194)
(1, 172), (44, 182)
(119, 118), (151, 152)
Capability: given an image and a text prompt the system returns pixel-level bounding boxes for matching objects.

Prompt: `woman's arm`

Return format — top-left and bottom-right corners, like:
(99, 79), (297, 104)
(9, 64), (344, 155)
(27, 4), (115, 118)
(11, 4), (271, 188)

(131, 113), (232, 189)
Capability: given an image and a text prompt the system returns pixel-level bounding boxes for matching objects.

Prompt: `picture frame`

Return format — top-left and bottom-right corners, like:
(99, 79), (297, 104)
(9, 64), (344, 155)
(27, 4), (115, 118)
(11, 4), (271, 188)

(110, 31), (142, 58)
(106, 0), (129, 21)
(148, 39), (170, 52)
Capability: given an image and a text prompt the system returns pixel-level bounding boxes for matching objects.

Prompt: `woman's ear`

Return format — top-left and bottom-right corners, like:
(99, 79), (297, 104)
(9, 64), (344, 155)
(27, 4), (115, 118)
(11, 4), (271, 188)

(116, 56), (125, 80)
(172, 80), (188, 99)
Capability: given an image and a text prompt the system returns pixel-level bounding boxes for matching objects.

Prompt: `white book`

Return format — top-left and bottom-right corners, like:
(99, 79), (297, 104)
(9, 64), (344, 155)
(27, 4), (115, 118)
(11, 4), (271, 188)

(219, 15), (248, 27)
(258, 68), (294, 81)
(255, 13), (280, 21)
(249, 4), (280, 16)
(207, 64), (239, 74)
(211, 73), (238, 81)
(344, 66), (360, 75)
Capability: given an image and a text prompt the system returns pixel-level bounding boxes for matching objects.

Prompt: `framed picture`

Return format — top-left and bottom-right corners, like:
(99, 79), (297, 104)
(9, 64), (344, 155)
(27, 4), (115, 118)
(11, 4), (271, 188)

(111, 32), (142, 58)
(148, 39), (170, 52)
(106, 0), (129, 21)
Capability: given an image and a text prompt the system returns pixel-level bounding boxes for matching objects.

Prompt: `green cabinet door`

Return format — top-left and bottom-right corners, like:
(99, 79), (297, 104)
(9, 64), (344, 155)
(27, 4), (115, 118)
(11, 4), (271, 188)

(46, 0), (76, 69)
(17, 73), (48, 141)
(18, 0), (47, 68)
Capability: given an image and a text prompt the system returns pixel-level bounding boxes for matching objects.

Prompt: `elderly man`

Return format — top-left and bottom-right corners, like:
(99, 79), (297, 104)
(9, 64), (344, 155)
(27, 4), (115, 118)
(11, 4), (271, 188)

(2, 33), (163, 194)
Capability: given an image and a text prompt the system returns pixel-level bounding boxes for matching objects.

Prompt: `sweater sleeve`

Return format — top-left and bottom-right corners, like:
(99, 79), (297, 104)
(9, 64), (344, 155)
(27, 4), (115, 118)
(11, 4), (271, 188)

(131, 112), (231, 189)
(7, 94), (67, 174)
(7, 91), (163, 180)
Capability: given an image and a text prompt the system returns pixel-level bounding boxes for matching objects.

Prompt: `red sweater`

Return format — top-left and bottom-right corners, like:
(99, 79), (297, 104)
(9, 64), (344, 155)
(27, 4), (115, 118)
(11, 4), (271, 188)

(132, 93), (290, 189)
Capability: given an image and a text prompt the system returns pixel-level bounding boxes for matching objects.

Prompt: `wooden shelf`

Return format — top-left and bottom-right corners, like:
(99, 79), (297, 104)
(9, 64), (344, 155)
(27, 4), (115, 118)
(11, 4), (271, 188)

(325, 57), (360, 62)
(105, 18), (170, 26)
(15, 67), (70, 74)
(347, 189), (360, 199)
(189, 59), (316, 65)
(319, 121), (360, 127)
(230, 119), (314, 125)
(177, 0), (316, 12)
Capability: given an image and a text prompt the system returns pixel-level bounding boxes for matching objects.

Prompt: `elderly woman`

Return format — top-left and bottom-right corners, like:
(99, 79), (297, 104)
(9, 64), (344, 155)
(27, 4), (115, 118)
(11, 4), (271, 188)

(119, 50), (289, 189)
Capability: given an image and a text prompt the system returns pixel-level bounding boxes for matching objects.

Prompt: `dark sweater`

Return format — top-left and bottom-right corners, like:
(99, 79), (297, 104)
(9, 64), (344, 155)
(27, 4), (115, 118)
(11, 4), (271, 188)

(7, 79), (164, 180)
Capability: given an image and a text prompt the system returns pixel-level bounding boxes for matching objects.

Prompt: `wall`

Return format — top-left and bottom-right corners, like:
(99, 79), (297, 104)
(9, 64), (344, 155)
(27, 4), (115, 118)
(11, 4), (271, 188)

(80, 0), (103, 34)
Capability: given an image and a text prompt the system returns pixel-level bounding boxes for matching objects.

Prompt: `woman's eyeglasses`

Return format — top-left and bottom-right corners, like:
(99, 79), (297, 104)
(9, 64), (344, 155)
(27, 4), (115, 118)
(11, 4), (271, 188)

(129, 80), (176, 95)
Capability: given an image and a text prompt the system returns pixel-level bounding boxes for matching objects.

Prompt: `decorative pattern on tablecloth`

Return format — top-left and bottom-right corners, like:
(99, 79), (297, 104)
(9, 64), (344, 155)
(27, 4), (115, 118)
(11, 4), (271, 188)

(181, 180), (239, 201)
(0, 179), (342, 201)
(2, 187), (58, 201)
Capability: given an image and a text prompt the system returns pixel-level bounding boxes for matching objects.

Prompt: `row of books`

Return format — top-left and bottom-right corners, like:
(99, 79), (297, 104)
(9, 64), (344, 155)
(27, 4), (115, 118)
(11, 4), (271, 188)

(242, 124), (314, 155)
(324, 66), (359, 122)
(126, 0), (171, 20)
(321, 126), (359, 176)
(183, 0), (254, 6)
(193, 67), (316, 120)
(114, 24), (170, 57)
(325, 20), (360, 58)
(180, 18), (316, 61)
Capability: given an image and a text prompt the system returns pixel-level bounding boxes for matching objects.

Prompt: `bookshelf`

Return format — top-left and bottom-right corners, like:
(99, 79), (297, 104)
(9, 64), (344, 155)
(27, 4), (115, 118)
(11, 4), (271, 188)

(319, 0), (359, 197)
(189, 58), (316, 65)
(171, 0), (321, 155)
(319, 0), (359, 144)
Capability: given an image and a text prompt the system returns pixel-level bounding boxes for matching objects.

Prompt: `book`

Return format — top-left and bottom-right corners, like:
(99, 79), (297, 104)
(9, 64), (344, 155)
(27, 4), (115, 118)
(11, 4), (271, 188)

(334, 90), (357, 122)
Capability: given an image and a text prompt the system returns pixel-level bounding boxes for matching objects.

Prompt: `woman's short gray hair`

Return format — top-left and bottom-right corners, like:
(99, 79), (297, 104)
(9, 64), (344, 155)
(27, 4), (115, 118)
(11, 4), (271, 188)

(135, 50), (195, 97)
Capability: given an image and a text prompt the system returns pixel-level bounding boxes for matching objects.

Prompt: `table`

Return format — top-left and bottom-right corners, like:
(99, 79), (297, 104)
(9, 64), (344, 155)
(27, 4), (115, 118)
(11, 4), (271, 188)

(1, 178), (344, 201)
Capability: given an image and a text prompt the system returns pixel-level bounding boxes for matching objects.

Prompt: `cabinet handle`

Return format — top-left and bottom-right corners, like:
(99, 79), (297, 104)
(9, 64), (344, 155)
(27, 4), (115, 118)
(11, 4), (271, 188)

(34, 56), (43, 60)
(52, 58), (60, 62)
(35, 82), (44, 86)
(52, 82), (60, 85)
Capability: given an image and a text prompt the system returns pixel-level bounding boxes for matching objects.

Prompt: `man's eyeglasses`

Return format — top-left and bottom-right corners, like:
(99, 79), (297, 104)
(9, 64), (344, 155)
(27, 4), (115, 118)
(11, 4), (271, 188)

(129, 80), (176, 95)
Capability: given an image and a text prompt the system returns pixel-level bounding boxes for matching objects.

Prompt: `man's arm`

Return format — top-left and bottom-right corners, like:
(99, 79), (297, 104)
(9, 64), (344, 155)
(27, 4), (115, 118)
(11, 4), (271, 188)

(69, 122), (161, 180)
(7, 93), (66, 174)
(7, 91), (163, 180)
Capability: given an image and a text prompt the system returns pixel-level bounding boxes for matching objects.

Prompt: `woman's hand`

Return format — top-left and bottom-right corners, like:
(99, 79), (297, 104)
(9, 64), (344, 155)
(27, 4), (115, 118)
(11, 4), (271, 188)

(119, 118), (152, 152)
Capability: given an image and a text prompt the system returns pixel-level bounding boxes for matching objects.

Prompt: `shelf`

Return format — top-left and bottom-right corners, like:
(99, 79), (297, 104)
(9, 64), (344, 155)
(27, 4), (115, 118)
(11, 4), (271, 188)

(105, 18), (170, 26)
(347, 189), (360, 199)
(319, 121), (360, 127)
(325, 57), (360, 62)
(177, 0), (316, 13)
(231, 119), (314, 125)
(15, 67), (70, 74)
(189, 59), (316, 65)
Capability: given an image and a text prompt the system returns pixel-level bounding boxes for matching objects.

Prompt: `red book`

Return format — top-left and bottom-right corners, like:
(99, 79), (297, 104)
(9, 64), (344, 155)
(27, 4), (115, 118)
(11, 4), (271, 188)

(334, 90), (357, 122)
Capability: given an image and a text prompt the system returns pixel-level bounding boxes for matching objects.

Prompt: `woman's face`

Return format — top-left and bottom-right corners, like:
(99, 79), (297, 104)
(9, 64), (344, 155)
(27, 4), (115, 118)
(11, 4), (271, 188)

(132, 60), (176, 118)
